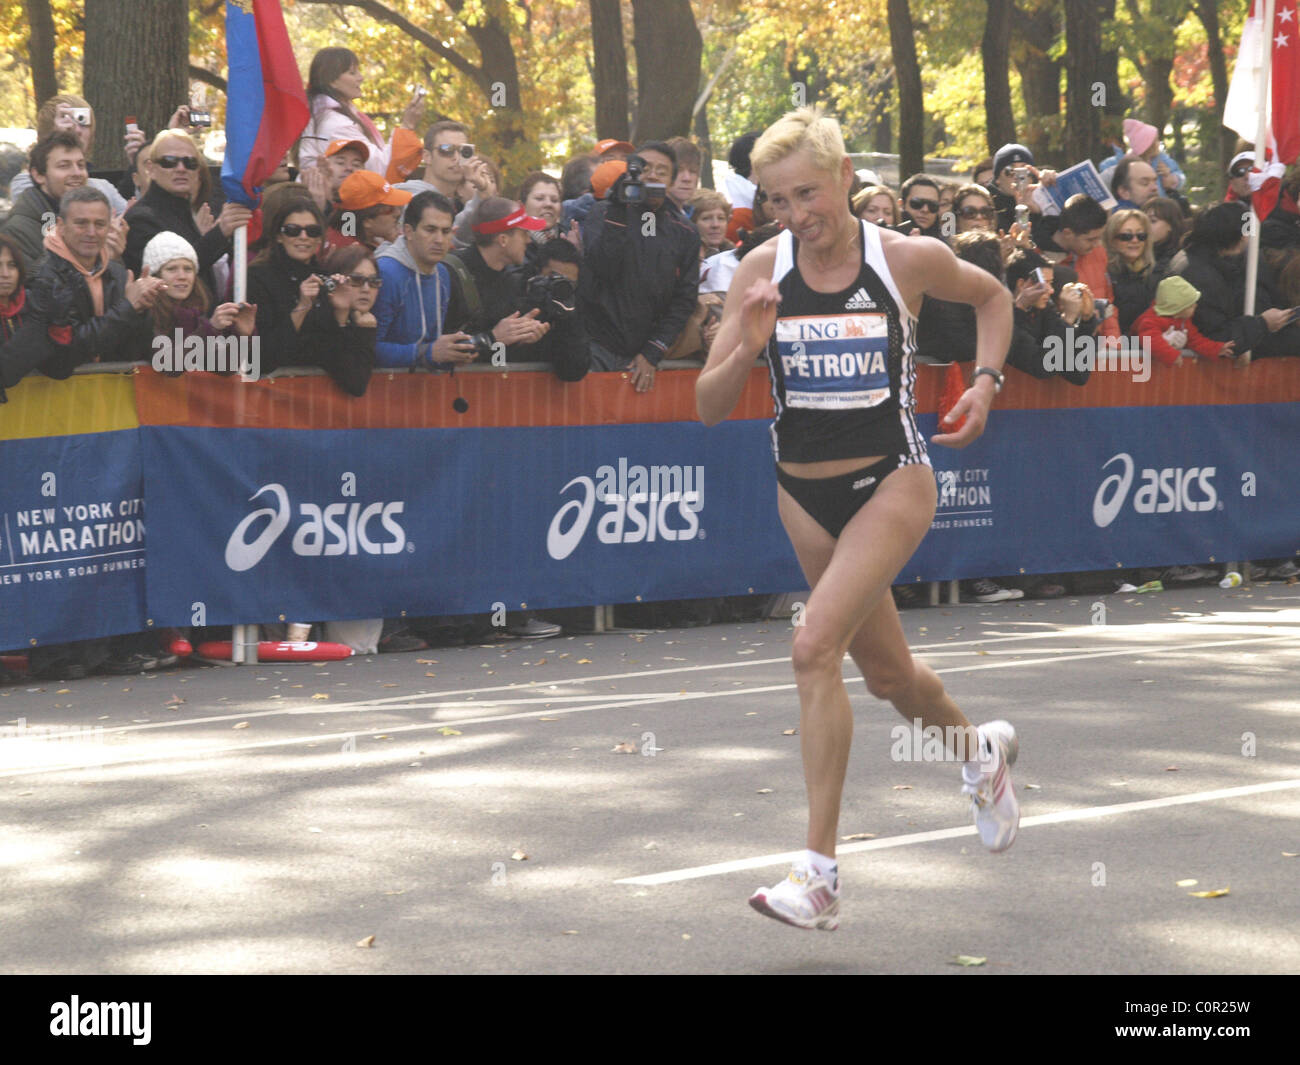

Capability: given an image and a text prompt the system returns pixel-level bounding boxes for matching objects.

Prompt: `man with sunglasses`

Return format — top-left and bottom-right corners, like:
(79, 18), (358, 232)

(893, 174), (945, 239)
(123, 131), (251, 307)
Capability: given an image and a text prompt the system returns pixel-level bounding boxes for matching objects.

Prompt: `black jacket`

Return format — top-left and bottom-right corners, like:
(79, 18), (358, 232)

(0, 186), (59, 273)
(1178, 245), (1296, 357)
(0, 289), (45, 402)
(1007, 302), (1091, 386)
(288, 305), (374, 396)
(1108, 262), (1162, 335)
(246, 246), (320, 367)
(915, 296), (977, 363)
(578, 197), (700, 366)
(445, 246), (589, 380)
(23, 250), (150, 377)
(124, 182), (232, 306)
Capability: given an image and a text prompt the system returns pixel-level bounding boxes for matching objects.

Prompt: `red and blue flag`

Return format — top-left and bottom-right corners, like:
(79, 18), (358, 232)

(221, 0), (309, 207)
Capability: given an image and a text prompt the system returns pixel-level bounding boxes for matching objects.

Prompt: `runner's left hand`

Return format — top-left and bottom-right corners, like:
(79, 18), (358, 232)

(931, 385), (992, 448)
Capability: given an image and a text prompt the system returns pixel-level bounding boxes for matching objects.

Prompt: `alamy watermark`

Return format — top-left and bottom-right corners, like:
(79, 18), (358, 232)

(1043, 328), (1151, 383)
(151, 330), (261, 381)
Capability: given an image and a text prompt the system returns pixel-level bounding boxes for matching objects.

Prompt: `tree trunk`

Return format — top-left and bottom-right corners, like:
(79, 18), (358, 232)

(83, 0), (188, 171)
(888, 0), (924, 178)
(590, 0), (631, 142)
(1013, 4), (1062, 121)
(630, 0), (702, 142)
(1062, 0), (1103, 162)
(1146, 55), (1174, 141)
(24, 0), (59, 107)
(982, 0), (1016, 153)
(1192, 0), (1235, 179)
(694, 107), (714, 189)
(1097, 0), (1124, 118)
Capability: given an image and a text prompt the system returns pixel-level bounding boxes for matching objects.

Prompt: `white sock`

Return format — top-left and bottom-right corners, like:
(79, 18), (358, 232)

(804, 848), (837, 880)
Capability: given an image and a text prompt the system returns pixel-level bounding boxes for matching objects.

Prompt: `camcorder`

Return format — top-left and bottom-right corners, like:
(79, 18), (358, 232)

(522, 272), (576, 325)
(612, 156), (667, 210)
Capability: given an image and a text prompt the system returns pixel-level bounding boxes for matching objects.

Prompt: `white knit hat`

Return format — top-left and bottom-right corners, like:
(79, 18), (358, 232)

(142, 231), (198, 276)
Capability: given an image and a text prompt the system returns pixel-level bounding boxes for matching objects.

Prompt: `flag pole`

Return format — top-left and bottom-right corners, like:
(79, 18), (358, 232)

(1242, 0), (1277, 367)
(232, 222), (250, 663)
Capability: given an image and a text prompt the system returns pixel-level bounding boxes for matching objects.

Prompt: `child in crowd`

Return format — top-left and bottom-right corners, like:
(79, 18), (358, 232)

(141, 232), (254, 368)
(1134, 275), (1235, 365)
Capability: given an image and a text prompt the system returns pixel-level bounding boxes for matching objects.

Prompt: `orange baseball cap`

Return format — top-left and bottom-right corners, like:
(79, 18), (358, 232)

(591, 159), (627, 199)
(338, 171), (412, 211)
(325, 138), (370, 162)
(595, 138), (635, 157)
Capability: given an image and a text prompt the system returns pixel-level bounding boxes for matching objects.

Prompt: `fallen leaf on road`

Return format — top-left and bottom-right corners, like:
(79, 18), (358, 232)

(950, 955), (986, 967)
(417, 659), (437, 664)
(165, 695), (185, 708)
(975, 650), (989, 656)
(1164, 766), (1179, 771)
(644, 841), (657, 850)
(841, 832), (877, 841)
(56, 689), (70, 694)
(1188, 887), (1230, 898)
(538, 716), (558, 722)
(1024, 783), (1042, 790)
(756, 788), (773, 794)
(311, 693), (329, 700)
(1176, 879), (1198, 887)
(577, 658), (592, 664)
(782, 728), (798, 736)
(356, 935), (375, 948)
(563, 930), (578, 935)
(892, 784), (913, 790)
(612, 741), (636, 753)
(382, 683), (397, 688)
(308, 827), (323, 833)
(384, 890), (405, 896)
(425, 672), (437, 677)
(437, 727), (461, 736)
(233, 721), (250, 729)
(1282, 852), (1298, 858)
(511, 849), (529, 861)
(681, 933), (692, 940)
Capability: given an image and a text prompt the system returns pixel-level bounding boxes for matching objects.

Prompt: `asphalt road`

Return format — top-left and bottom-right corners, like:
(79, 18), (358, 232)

(2, 583), (1298, 975)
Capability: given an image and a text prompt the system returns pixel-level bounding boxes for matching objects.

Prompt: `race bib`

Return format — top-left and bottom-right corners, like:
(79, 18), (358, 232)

(775, 314), (891, 410)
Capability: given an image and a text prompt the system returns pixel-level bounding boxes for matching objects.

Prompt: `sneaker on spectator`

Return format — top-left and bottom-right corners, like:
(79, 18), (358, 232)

(507, 617), (562, 639)
(1161, 565), (1216, 582)
(378, 632), (429, 653)
(967, 579), (1023, 604)
(893, 584), (922, 608)
(101, 652), (161, 674)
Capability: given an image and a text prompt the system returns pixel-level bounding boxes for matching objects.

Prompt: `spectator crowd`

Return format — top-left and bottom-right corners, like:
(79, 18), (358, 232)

(1, 51), (1298, 677)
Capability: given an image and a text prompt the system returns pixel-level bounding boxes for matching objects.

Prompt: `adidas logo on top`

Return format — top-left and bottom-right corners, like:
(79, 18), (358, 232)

(845, 287), (876, 310)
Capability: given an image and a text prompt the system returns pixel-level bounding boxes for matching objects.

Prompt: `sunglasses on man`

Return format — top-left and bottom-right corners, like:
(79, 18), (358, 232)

(433, 143), (475, 159)
(958, 205), (995, 219)
(908, 197), (939, 212)
(155, 154), (200, 170)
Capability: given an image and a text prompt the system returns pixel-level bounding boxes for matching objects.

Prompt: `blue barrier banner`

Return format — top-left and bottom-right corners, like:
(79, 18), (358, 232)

(140, 421), (805, 625)
(908, 405), (1294, 580)
(0, 431), (147, 648)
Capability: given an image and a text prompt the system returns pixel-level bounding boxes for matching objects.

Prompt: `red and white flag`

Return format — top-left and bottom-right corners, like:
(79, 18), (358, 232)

(1223, 0), (1300, 164)
(1223, 1), (1299, 219)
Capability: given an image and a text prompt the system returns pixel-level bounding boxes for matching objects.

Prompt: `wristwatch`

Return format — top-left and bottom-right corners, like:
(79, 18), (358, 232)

(971, 366), (1004, 392)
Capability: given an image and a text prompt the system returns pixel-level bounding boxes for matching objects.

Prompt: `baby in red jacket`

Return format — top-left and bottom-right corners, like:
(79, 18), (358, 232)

(1134, 275), (1235, 365)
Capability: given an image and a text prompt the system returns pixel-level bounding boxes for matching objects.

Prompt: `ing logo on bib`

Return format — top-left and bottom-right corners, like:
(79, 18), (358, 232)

(776, 314), (890, 410)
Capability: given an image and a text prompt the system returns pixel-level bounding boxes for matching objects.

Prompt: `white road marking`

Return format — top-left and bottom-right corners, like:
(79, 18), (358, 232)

(615, 778), (1300, 885)
(1, 633), (1294, 778)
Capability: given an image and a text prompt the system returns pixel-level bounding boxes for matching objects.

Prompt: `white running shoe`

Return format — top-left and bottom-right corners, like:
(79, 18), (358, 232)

(749, 863), (840, 931)
(962, 720), (1020, 852)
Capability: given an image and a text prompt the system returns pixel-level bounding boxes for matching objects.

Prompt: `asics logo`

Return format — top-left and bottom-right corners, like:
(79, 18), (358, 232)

(225, 483), (407, 571)
(1092, 453), (1217, 528)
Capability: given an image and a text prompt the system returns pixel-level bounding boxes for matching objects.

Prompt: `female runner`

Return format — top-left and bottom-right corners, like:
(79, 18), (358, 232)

(696, 108), (1018, 930)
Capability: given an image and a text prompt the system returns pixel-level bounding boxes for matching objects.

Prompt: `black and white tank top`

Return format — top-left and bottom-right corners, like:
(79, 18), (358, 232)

(764, 219), (926, 464)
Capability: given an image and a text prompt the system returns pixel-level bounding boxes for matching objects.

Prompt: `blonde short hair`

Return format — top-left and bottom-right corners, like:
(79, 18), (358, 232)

(750, 106), (847, 181)
(148, 127), (201, 160)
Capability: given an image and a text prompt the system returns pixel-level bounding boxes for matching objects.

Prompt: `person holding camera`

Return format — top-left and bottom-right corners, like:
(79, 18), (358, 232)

(246, 199), (329, 366)
(443, 197), (562, 364)
(578, 142), (701, 392)
(983, 143), (1058, 245)
(7, 95), (129, 215)
(1003, 249), (1094, 385)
